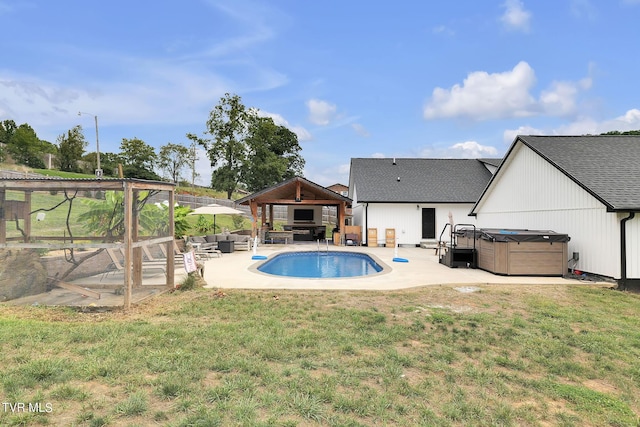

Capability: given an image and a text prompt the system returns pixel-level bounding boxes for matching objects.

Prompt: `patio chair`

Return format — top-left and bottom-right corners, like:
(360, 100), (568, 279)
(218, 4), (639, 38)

(102, 248), (166, 281)
(186, 236), (222, 259)
(159, 240), (186, 262)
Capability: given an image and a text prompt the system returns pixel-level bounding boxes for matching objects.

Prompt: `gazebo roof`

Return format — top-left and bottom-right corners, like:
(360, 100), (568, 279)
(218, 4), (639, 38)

(236, 176), (351, 206)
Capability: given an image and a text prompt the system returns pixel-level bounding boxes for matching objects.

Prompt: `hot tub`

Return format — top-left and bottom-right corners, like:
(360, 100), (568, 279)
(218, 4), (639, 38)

(456, 228), (570, 276)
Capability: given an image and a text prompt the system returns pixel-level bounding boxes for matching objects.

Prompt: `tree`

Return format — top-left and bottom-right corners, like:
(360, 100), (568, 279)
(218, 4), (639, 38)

(56, 125), (87, 172)
(0, 119), (17, 145)
(188, 93), (252, 199)
(78, 190), (164, 238)
(243, 116), (305, 192)
(187, 140), (200, 188)
(83, 152), (119, 177)
(6, 123), (47, 168)
(601, 130), (640, 135)
(158, 142), (190, 183)
(119, 137), (160, 180)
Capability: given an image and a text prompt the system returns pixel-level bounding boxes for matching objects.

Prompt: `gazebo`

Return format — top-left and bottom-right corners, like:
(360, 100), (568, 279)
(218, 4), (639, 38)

(236, 176), (352, 244)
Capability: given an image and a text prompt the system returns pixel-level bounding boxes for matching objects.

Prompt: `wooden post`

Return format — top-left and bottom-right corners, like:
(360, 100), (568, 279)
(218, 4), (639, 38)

(166, 189), (175, 289)
(132, 190), (142, 288)
(24, 191), (32, 243)
(123, 182), (133, 310)
(269, 204), (274, 229)
(250, 200), (259, 238)
(0, 189), (6, 244)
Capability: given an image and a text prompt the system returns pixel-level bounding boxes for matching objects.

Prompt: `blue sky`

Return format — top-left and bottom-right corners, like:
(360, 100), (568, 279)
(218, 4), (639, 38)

(2, 0), (640, 188)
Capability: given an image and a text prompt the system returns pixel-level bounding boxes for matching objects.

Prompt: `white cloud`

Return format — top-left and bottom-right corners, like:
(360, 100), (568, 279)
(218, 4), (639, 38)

(432, 25), (455, 37)
(424, 61), (537, 120)
(0, 1), (291, 143)
(417, 141), (500, 159)
(424, 61), (591, 121)
(304, 162), (351, 187)
(570, 0), (598, 21)
(256, 110), (312, 142)
(503, 108), (640, 143)
(558, 108), (640, 134)
(500, 0), (532, 32)
(337, 163), (351, 176)
(503, 125), (545, 144)
(307, 99), (337, 126)
(449, 141), (499, 157)
(351, 123), (370, 137)
(0, 70), (222, 136)
(539, 77), (592, 116)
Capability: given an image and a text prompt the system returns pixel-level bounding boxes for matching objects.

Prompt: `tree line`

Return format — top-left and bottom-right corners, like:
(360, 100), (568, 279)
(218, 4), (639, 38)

(0, 93), (304, 198)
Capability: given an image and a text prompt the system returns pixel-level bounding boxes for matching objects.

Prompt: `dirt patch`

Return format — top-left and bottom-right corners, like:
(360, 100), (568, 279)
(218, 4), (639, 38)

(583, 379), (619, 395)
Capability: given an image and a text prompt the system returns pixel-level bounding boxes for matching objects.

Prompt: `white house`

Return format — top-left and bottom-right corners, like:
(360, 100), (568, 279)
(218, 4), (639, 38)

(470, 135), (640, 289)
(348, 158), (499, 247)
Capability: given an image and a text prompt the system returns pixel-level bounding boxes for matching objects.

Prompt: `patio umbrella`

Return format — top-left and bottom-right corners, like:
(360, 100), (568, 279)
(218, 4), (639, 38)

(189, 203), (245, 232)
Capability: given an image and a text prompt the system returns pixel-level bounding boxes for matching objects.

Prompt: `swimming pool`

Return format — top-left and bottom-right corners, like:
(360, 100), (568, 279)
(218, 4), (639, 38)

(257, 251), (383, 278)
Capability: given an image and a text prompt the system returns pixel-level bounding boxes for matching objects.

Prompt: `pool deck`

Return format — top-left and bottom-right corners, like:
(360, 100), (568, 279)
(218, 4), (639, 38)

(202, 243), (606, 291)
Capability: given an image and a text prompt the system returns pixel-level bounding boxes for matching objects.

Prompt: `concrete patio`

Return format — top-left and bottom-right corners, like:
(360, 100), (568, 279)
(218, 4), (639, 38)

(201, 243), (608, 291)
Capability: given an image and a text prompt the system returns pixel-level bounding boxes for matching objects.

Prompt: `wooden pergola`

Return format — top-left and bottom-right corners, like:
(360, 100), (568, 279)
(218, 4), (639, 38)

(236, 176), (352, 242)
(0, 178), (176, 309)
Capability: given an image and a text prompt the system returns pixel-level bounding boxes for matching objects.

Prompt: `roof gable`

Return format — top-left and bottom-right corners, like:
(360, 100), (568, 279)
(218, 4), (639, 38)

(349, 158), (496, 203)
(472, 135), (640, 213)
(520, 135), (640, 210)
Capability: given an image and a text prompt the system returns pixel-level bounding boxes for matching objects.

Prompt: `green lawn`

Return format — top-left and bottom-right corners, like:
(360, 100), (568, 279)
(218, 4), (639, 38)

(1, 284), (639, 426)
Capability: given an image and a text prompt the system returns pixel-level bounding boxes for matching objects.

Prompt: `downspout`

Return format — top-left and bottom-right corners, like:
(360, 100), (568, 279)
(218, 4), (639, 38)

(364, 203), (369, 246)
(620, 212), (636, 291)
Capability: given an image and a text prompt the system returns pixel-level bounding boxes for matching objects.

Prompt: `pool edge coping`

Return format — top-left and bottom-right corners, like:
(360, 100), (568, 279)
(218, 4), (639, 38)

(247, 249), (392, 280)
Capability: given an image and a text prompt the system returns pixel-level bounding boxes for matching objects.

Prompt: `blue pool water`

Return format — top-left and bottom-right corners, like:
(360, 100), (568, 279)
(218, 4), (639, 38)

(257, 251), (383, 278)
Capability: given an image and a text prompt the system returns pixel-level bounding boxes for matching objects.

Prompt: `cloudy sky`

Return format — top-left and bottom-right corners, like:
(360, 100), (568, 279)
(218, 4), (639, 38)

(2, 0), (640, 187)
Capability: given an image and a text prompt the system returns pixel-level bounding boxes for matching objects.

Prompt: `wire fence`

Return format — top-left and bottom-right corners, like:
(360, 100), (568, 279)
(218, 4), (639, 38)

(163, 194), (338, 224)
(0, 170), (338, 224)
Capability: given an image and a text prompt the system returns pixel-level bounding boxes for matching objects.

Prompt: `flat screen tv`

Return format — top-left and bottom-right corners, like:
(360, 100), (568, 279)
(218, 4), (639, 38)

(293, 209), (314, 221)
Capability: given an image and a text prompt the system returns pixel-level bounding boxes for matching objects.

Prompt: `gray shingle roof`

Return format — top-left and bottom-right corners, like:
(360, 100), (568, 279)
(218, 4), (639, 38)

(349, 158), (496, 203)
(518, 135), (640, 210)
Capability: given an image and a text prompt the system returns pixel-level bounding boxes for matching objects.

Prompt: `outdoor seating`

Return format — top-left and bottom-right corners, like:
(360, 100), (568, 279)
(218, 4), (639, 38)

(159, 240), (188, 262)
(102, 248), (166, 281)
(188, 233), (251, 251)
(264, 230), (293, 244)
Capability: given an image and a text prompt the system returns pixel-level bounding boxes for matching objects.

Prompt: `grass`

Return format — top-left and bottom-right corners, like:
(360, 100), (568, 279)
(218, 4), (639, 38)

(1, 284), (640, 426)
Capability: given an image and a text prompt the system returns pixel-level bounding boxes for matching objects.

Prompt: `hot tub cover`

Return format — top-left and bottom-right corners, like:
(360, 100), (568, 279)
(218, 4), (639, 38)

(459, 228), (570, 243)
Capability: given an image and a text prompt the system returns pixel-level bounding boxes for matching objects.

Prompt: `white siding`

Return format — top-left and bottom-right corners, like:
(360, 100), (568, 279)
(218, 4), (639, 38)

(625, 215), (640, 279)
(361, 203), (477, 246)
(474, 143), (623, 278)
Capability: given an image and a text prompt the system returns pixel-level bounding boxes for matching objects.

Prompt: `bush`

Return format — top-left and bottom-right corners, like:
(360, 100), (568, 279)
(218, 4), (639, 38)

(178, 273), (201, 291)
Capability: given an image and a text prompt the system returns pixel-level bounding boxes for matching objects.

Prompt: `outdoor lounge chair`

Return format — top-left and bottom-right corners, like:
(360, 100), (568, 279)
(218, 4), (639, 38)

(102, 248), (166, 281)
(159, 240), (187, 262)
